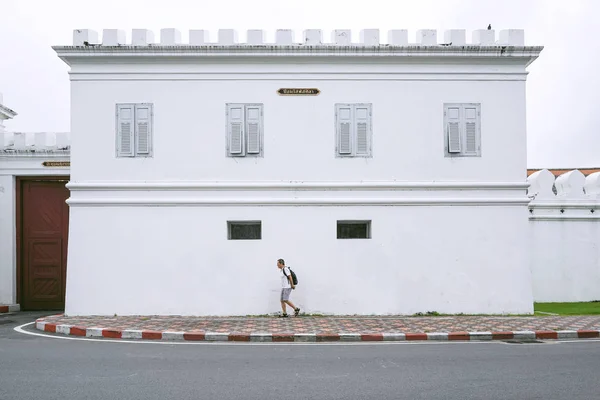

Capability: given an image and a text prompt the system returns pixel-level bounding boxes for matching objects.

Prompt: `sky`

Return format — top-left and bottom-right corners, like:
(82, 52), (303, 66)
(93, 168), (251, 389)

(0, 0), (598, 168)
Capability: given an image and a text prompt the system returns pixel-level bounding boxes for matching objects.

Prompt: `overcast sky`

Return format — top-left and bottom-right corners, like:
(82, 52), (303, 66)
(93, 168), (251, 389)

(0, 0), (598, 168)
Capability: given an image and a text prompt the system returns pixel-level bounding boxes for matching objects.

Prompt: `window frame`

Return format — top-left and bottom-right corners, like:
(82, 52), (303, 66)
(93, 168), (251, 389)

(225, 103), (264, 158)
(334, 103), (373, 158)
(115, 102), (154, 158)
(443, 103), (481, 158)
(336, 220), (372, 239)
(227, 220), (262, 240)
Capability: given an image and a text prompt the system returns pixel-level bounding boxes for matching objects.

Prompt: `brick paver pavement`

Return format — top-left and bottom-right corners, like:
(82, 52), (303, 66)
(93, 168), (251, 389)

(38, 314), (600, 335)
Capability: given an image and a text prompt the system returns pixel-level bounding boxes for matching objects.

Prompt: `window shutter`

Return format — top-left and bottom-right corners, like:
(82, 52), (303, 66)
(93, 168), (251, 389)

(446, 107), (461, 153)
(227, 105), (245, 155)
(135, 104), (152, 156)
(464, 106), (478, 154)
(117, 104), (134, 157)
(355, 106), (370, 155)
(246, 105), (261, 154)
(337, 106), (352, 155)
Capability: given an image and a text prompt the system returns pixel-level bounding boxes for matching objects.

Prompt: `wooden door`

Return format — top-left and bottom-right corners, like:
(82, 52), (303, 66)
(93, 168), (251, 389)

(19, 179), (69, 310)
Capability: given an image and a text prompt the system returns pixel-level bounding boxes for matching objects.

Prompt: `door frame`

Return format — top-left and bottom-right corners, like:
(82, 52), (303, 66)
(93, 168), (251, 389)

(16, 176), (70, 306)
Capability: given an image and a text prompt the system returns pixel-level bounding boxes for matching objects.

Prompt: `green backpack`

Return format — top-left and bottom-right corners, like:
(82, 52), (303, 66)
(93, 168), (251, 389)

(283, 267), (298, 285)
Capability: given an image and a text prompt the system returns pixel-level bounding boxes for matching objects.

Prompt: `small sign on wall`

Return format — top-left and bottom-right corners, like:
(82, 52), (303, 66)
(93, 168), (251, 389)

(42, 161), (70, 167)
(277, 88), (320, 96)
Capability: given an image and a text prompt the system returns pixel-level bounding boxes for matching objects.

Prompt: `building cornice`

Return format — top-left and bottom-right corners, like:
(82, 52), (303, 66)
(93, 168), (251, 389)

(66, 181), (529, 191)
(66, 197), (532, 207)
(0, 104), (17, 119)
(53, 45), (543, 66)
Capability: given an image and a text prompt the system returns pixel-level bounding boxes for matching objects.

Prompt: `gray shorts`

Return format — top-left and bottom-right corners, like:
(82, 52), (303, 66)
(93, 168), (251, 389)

(280, 288), (292, 301)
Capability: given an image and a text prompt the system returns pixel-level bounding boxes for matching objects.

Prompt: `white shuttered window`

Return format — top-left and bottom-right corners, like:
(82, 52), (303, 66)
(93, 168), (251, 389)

(226, 104), (263, 157)
(116, 103), (153, 158)
(335, 103), (372, 157)
(444, 103), (481, 157)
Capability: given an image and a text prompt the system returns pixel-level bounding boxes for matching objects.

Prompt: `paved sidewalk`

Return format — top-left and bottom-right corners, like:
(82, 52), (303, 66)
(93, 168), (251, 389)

(35, 314), (600, 342)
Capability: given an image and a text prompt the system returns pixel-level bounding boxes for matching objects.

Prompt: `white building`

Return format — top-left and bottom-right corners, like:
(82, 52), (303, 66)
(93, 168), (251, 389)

(5, 27), (573, 316)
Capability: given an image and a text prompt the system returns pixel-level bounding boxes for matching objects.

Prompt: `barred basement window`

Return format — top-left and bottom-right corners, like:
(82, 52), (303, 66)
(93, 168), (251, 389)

(228, 221), (262, 240)
(337, 220), (371, 239)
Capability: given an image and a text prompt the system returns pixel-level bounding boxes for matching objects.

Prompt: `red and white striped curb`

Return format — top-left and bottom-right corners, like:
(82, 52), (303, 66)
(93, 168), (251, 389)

(0, 305), (20, 313)
(34, 320), (600, 342)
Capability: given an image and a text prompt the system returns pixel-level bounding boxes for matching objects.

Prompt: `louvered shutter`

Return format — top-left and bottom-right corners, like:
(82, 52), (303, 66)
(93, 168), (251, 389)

(117, 104), (135, 157)
(227, 105), (245, 155)
(464, 106), (478, 155)
(446, 106), (461, 153)
(355, 106), (370, 155)
(135, 104), (152, 156)
(337, 106), (352, 155)
(246, 105), (261, 154)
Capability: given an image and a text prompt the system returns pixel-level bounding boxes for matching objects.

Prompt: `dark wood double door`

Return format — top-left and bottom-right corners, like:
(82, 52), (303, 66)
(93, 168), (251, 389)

(18, 178), (70, 311)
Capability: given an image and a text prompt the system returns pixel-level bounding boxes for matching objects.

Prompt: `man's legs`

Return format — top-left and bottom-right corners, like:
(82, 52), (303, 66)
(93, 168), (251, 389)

(279, 288), (300, 316)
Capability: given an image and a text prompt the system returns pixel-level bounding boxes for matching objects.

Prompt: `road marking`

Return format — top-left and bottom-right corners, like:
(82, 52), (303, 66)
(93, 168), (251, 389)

(14, 322), (600, 347)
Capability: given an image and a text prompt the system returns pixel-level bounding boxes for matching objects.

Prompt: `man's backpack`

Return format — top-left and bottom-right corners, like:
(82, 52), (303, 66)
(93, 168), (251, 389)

(283, 267), (298, 285)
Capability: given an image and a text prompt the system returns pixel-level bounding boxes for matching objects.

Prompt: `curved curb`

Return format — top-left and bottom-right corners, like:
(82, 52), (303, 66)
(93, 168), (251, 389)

(34, 319), (600, 342)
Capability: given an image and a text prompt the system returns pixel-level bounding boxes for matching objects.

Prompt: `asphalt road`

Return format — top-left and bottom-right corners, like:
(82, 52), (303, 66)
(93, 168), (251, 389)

(1, 312), (599, 400)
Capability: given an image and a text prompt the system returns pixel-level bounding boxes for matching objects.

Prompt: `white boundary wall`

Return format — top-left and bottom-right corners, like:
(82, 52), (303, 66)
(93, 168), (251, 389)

(528, 169), (600, 302)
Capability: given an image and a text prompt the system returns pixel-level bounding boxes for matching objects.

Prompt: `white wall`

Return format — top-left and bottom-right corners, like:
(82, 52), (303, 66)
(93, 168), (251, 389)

(0, 174), (15, 305)
(65, 203), (532, 316)
(528, 169), (600, 302)
(68, 72), (528, 183)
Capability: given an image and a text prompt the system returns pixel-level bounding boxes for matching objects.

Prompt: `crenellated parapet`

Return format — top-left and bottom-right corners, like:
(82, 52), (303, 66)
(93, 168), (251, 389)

(69, 28), (527, 47)
(527, 169), (600, 220)
(0, 132), (70, 155)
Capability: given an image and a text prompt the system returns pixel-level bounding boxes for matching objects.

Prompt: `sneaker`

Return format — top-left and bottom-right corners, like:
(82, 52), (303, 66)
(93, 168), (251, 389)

(279, 313), (288, 318)
(294, 307), (301, 317)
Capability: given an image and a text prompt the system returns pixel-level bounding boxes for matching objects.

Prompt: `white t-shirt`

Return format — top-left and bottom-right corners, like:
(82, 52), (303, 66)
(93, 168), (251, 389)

(281, 267), (292, 289)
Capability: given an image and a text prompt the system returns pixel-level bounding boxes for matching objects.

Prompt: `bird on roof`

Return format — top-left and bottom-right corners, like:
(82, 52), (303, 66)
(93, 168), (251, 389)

(487, 24), (492, 30)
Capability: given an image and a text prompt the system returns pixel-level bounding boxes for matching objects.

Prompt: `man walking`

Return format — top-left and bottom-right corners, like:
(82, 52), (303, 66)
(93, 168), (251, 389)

(277, 258), (300, 317)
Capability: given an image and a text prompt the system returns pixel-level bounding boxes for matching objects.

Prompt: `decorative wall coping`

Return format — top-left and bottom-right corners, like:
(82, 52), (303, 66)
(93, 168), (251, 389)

(528, 169), (600, 220)
(53, 29), (542, 66)
(0, 132), (70, 156)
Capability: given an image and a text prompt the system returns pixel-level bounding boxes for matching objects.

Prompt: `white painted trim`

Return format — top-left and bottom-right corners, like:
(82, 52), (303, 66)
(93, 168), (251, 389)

(529, 203), (599, 209)
(66, 181), (529, 191)
(0, 153), (69, 159)
(66, 197), (531, 207)
(67, 73), (528, 82)
(529, 216), (600, 221)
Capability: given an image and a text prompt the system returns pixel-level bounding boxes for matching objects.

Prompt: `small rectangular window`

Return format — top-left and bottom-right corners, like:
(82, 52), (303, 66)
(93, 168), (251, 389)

(335, 103), (372, 157)
(444, 103), (481, 157)
(337, 220), (371, 239)
(228, 221), (262, 240)
(116, 103), (153, 158)
(226, 103), (264, 157)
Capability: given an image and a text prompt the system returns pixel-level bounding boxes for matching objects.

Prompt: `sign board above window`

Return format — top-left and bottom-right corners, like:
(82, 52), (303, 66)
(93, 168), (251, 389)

(277, 88), (320, 96)
(42, 161), (70, 167)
